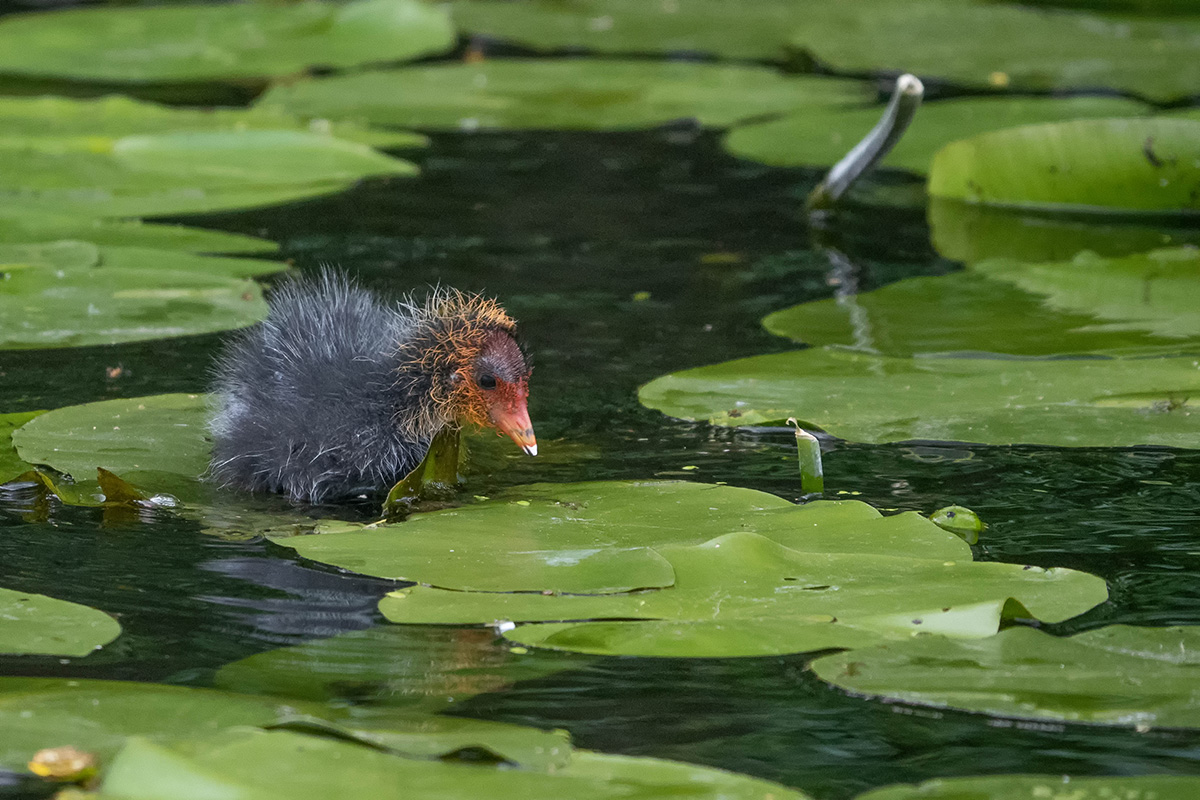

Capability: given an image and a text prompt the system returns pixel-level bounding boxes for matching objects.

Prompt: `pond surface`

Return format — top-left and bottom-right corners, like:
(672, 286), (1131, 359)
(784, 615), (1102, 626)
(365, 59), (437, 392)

(2, 129), (1200, 798)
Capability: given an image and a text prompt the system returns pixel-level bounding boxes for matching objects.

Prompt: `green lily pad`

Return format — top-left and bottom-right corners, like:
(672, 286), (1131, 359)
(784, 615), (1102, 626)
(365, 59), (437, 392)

(929, 118), (1200, 214)
(0, 94), (426, 152)
(214, 626), (582, 713)
(784, 0), (1200, 103)
(725, 96), (1148, 174)
(12, 393), (210, 484)
(858, 775), (1200, 800)
(0, 206), (278, 254)
(272, 481), (967, 594)
(0, 677), (328, 770)
(0, 410), (44, 485)
(810, 625), (1200, 729)
(639, 347), (1200, 447)
(0, 589), (120, 657)
(260, 60), (870, 130)
(450, 0), (806, 61)
(385, 527), (1105, 657)
(98, 729), (814, 800)
(761, 248), (1200, 357)
(0, 129), (415, 218)
(928, 198), (1200, 265)
(0, 242), (280, 349)
(0, 0), (454, 83)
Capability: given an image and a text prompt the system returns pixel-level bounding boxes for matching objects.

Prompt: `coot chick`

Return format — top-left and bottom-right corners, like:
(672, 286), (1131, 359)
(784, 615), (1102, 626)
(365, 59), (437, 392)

(209, 272), (535, 503)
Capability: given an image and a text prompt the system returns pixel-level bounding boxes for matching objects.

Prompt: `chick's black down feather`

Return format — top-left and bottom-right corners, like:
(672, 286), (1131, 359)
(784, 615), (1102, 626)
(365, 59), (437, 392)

(209, 272), (431, 503)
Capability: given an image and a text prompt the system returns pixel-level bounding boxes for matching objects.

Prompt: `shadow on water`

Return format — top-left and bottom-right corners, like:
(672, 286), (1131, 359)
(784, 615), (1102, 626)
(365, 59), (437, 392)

(2, 129), (1199, 795)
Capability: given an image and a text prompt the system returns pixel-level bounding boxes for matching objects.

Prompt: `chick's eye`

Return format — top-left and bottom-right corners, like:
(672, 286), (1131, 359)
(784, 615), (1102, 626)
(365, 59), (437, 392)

(478, 373), (497, 390)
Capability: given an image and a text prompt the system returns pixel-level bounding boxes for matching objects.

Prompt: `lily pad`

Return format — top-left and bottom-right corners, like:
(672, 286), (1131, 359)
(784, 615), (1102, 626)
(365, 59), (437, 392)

(12, 393), (210, 485)
(384, 527), (1105, 657)
(0, 129), (415, 218)
(452, 0), (817, 60)
(0, 243), (281, 349)
(638, 347), (1200, 447)
(0, 677), (328, 770)
(259, 60), (870, 130)
(0, 409), (44, 484)
(0, 94), (426, 152)
(97, 729), (814, 800)
(0, 589), (119, 657)
(810, 625), (1200, 729)
(0, 206), (278, 254)
(0, 0), (455, 83)
(858, 775), (1200, 800)
(928, 118), (1200, 214)
(725, 96), (1148, 175)
(272, 481), (967, 594)
(761, 248), (1200, 357)
(784, 0), (1200, 103)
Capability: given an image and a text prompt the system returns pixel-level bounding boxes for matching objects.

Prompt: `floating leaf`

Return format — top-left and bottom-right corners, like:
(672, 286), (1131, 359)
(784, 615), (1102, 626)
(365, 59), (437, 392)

(273, 481), (967, 594)
(761, 248), (1200, 357)
(0, 678), (325, 770)
(0, 589), (119, 657)
(0, 244), (278, 349)
(725, 96), (1147, 174)
(12, 394), (210, 485)
(0, 0), (455, 83)
(0, 95), (426, 151)
(260, 61), (870, 130)
(784, 0), (1200, 103)
(640, 347), (1200, 447)
(858, 775), (1200, 800)
(928, 118), (1200, 214)
(387, 527), (1105, 657)
(0, 206), (277, 254)
(0, 129), (415, 218)
(811, 625), (1200, 729)
(0, 410), (44, 484)
(97, 729), (814, 800)
(450, 0), (805, 61)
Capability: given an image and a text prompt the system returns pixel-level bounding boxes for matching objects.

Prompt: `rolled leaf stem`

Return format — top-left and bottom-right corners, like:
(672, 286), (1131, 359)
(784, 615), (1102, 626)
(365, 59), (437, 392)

(788, 418), (825, 495)
(807, 73), (924, 211)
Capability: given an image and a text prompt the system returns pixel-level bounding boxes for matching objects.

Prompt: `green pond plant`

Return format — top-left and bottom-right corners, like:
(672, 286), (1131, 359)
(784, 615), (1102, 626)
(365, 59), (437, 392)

(0, 0), (454, 84)
(810, 625), (1200, 729)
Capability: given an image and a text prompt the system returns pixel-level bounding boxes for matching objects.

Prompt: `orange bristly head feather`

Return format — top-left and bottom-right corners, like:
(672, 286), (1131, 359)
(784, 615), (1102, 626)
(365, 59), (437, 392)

(392, 289), (530, 442)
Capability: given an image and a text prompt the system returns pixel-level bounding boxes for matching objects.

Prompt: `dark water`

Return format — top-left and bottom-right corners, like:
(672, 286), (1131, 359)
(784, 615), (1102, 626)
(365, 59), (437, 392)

(2, 129), (1200, 797)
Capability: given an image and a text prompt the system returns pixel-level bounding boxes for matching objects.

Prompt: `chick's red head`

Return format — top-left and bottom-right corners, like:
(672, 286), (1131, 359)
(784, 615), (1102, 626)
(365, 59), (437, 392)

(404, 290), (536, 456)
